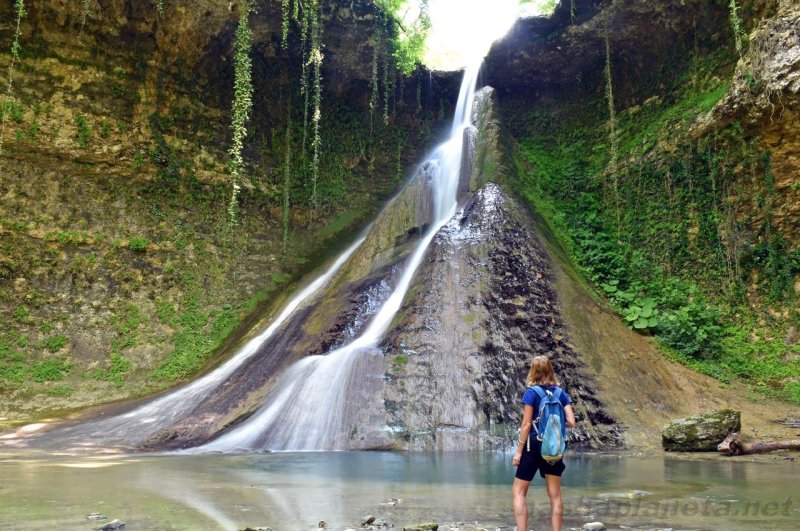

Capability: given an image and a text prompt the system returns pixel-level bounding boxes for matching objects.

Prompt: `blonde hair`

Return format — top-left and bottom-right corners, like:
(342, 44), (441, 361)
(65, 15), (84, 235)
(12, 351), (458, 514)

(526, 355), (559, 387)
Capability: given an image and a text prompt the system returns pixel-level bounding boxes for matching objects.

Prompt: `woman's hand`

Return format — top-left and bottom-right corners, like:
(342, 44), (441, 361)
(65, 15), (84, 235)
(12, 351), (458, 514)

(513, 451), (522, 467)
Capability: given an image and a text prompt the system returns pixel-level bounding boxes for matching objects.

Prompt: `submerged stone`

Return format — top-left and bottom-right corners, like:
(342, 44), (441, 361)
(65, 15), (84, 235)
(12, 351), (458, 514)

(403, 524), (438, 531)
(662, 409), (741, 451)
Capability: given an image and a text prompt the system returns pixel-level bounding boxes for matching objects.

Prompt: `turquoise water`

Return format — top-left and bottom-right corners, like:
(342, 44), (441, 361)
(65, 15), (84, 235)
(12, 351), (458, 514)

(0, 452), (798, 530)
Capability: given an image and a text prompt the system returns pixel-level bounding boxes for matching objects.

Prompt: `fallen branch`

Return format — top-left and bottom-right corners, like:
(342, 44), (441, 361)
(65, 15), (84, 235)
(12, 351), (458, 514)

(717, 432), (800, 456)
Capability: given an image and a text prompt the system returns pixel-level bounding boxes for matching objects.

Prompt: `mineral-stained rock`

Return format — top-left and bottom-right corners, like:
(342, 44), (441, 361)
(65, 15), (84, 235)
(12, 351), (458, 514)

(662, 409), (742, 451)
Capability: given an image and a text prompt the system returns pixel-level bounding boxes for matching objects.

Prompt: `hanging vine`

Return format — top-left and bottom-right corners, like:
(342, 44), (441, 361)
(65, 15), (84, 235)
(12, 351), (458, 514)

(300, 1), (311, 160)
(728, 0), (745, 60)
(416, 77), (422, 112)
(381, 12), (390, 126)
(369, 20), (380, 138)
(78, 0), (91, 45)
(281, 0), (290, 49)
(227, 0), (254, 225)
(570, 0), (576, 24)
(603, 26), (621, 231)
(0, 0), (26, 159)
(309, 0), (323, 214)
(283, 100), (292, 251)
(153, 0), (165, 16)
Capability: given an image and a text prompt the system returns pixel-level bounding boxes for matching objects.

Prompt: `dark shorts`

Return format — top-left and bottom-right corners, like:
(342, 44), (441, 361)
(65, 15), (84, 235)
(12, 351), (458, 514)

(515, 443), (566, 481)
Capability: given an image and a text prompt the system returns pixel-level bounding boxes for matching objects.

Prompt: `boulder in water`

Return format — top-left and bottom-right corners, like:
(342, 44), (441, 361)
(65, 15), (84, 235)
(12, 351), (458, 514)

(662, 409), (741, 451)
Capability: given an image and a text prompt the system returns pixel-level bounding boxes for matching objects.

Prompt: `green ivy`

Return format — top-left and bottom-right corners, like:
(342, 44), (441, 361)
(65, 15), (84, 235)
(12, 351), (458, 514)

(227, 0), (254, 225)
(0, 0), (27, 157)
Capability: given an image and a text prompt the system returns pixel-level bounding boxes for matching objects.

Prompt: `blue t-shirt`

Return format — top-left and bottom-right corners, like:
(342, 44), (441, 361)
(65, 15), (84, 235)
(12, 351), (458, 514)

(521, 385), (572, 412)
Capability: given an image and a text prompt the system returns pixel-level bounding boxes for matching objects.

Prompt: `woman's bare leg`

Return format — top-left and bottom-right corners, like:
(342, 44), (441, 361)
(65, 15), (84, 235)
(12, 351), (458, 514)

(545, 474), (564, 531)
(512, 477), (531, 530)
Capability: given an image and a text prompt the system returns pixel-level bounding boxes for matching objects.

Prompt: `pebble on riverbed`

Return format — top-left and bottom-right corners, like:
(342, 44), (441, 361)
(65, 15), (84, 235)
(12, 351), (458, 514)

(582, 523), (606, 531)
(403, 524), (439, 531)
(86, 512), (107, 521)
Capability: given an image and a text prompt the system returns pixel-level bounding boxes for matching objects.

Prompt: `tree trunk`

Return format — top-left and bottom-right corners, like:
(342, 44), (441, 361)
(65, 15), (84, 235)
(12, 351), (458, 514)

(717, 432), (800, 456)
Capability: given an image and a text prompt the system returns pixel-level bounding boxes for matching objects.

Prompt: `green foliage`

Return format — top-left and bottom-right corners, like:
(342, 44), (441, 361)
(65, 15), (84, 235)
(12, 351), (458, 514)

(151, 298), (239, 382)
(43, 334), (68, 353)
(13, 305), (31, 323)
(49, 384), (74, 396)
(519, 0), (557, 16)
(30, 358), (71, 383)
(0, 334), (27, 385)
(133, 151), (145, 169)
(92, 352), (132, 387)
(507, 51), (798, 402)
(75, 115), (91, 148)
(376, 0), (431, 76)
(128, 237), (149, 251)
(2, 100), (24, 123)
(54, 230), (90, 245)
(393, 354), (409, 368)
(91, 304), (146, 386)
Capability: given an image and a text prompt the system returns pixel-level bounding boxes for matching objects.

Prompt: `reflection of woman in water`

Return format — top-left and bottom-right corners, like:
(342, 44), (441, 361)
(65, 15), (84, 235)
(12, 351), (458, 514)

(512, 355), (576, 531)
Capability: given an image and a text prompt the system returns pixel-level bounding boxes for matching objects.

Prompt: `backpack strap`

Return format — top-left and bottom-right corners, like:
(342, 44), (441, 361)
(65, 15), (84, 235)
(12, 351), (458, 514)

(525, 386), (547, 452)
(551, 388), (568, 438)
(530, 386), (549, 441)
(530, 385), (547, 400)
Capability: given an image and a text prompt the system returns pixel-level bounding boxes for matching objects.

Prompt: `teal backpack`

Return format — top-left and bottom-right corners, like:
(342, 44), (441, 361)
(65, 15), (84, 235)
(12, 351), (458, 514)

(528, 386), (567, 463)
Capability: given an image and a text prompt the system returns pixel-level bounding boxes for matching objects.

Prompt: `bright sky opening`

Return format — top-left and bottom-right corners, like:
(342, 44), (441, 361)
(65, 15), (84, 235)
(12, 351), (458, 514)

(416, 0), (555, 71)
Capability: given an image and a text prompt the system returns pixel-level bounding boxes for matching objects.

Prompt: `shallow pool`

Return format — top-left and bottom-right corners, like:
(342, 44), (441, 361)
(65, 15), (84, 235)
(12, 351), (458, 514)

(0, 451), (798, 530)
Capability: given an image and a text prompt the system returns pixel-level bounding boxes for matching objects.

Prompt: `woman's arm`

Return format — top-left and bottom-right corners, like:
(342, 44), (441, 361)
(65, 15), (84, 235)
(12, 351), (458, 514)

(564, 405), (577, 428)
(512, 404), (534, 466)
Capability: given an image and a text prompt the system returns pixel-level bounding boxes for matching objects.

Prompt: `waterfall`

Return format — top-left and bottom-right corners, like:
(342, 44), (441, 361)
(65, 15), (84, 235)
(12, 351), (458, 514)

(3, 59), (487, 454)
(5, 237), (366, 449)
(199, 60), (484, 452)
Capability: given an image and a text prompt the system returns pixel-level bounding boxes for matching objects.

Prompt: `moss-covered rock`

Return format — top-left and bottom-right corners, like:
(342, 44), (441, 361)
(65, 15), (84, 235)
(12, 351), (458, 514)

(662, 409), (742, 451)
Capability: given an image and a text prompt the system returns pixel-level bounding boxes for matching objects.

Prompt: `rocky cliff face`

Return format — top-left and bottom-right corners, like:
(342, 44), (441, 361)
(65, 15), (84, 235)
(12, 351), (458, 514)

(694, 3), (800, 244)
(374, 182), (621, 450)
(485, 0), (800, 248)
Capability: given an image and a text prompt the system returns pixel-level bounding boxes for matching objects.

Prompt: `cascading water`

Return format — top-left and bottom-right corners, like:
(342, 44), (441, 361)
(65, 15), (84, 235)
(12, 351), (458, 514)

(199, 60), (484, 452)
(2, 57), (491, 454)
(1, 237), (365, 450)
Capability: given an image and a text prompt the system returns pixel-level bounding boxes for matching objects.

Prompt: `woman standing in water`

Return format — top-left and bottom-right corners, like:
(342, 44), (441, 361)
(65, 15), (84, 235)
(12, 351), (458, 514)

(512, 355), (577, 531)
